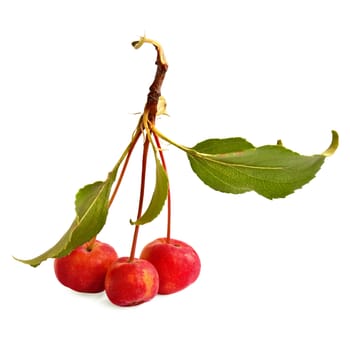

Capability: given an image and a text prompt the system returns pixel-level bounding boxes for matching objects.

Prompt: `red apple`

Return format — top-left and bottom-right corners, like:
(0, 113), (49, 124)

(54, 240), (118, 293)
(104, 257), (159, 306)
(140, 238), (201, 295)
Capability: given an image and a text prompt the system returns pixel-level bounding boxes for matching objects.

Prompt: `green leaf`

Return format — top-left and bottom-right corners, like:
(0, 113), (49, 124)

(187, 131), (338, 199)
(14, 167), (119, 267)
(131, 155), (168, 225)
(14, 133), (142, 267)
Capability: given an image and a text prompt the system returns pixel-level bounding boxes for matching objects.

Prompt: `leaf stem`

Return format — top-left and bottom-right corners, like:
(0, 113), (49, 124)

(152, 132), (172, 242)
(152, 126), (192, 153)
(129, 137), (150, 261)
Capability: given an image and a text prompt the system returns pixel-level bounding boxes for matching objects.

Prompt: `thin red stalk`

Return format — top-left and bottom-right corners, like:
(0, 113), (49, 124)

(152, 132), (172, 242)
(86, 131), (142, 250)
(129, 138), (150, 261)
(108, 130), (142, 208)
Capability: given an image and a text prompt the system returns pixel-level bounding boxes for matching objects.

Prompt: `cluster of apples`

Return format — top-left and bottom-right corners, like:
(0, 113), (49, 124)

(54, 237), (201, 306)
(51, 39), (205, 307)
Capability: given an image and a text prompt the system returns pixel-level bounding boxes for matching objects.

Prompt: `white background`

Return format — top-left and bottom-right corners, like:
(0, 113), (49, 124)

(1, 1), (349, 349)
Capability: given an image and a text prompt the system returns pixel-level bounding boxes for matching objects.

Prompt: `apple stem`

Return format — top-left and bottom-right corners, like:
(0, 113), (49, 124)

(83, 130), (141, 251)
(129, 137), (150, 262)
(86, 236), (96, 251)
(108, 130), (142, 208)
(153, 132), (172, 242)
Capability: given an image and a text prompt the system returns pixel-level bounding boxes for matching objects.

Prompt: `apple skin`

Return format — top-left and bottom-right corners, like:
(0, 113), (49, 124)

(104, 257), (159, 307)
(140, 238), (201, 295)
(54, 240), (118, 293)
